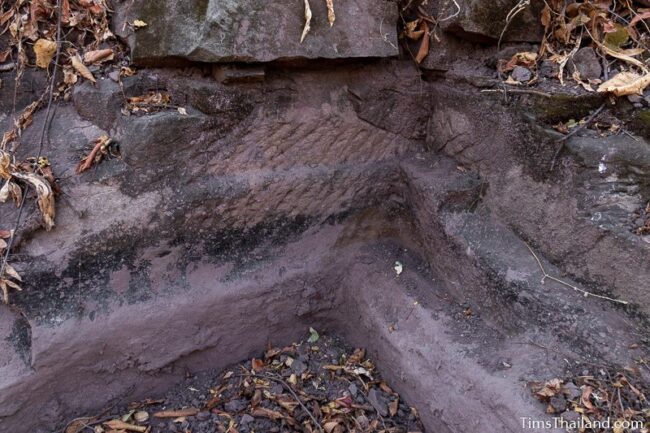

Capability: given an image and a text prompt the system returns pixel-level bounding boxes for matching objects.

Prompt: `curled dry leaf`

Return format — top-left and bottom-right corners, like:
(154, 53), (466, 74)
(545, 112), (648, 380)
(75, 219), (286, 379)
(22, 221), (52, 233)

(133, 19), (148, 29)
(0, 151), (11, 179)
(0, 180), (23, 205)
(415, 21), (430, 64)
(70, 54), (96, 83)
(326, 0), (335, 27)
(11, 172), (55, 231)
(83, 48), (113, 64)
(76, 135), (112, 174)
(404, 20), (424, 40)
(598, 71), (650, 96)
(33, 38), (57, 68)
(300, 0), (312, 43)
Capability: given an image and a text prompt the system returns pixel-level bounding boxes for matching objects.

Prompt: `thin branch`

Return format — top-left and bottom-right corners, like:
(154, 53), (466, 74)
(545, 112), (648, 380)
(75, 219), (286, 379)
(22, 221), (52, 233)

(524, 242), (628, 305)
(498, 0), (531, 51)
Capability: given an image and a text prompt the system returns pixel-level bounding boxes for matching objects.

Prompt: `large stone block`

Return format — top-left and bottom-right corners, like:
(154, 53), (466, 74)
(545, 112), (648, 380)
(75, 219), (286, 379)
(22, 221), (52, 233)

(434, 0), (545, 44)
(115, 0), (399, 65)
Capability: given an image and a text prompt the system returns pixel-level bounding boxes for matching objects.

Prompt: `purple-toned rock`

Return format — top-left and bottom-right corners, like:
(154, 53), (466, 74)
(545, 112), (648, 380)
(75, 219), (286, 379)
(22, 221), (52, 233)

(114, 0), (399, 65)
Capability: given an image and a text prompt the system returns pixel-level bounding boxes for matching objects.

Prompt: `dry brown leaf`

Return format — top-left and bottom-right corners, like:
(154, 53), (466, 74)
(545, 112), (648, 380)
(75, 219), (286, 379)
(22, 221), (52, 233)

(0, 230), (10, 239)
(11, 172), (55, 231)
(598, 71), (650, 96)
(153, 408), (199, 418)
(103, 420), (147, 432)
(326, 0), (335, 27)
(581, 385), (596, 411)
(4, 264), (21, 282)
(324, 421), (339, 433)
(83, 48), (113, 64)
(300, 0), (312, 43)
(0, 239), (6, 250)
(599, 44), (648, 71)
(76, 135), (111, 174)
(0, 280), (9, 304)
(0, 151), (11, 180)
(71, 54), (96, 83)
(534, 378), (563, 398)
(251, 358), (265, 372)
(251, 407), (285, 420)
(415, 22), (430, 64)
(389, 399), (399, 417)
(34, 39), (57, 68)
(64, 418), (93, 433)
(0, 49), (11, 63)
(0, 180), (23, 206)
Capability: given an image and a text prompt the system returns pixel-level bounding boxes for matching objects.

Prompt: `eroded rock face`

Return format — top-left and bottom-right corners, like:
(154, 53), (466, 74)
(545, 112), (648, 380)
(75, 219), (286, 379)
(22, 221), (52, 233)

(115, 0), (399, 65)
(431, 0), (545, 43)
(1, 2), (650, 432)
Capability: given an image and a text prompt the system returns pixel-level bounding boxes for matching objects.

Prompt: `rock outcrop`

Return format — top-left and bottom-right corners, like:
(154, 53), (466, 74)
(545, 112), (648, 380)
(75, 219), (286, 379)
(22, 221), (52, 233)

(0, 1), (649, 432)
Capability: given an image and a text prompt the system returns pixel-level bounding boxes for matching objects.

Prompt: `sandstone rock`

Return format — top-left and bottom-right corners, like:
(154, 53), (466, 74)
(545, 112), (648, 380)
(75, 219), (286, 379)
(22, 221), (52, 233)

(569, 47), (602, 81)
(114, 0), (399, 65)
(511, 65), (532, 82)
(435, 0), (545, 43)
(539, 59), (559, 78)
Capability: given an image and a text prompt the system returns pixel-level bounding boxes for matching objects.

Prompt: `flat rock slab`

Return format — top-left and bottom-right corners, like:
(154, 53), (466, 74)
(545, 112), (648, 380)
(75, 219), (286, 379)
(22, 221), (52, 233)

(116, 0), (399, 64)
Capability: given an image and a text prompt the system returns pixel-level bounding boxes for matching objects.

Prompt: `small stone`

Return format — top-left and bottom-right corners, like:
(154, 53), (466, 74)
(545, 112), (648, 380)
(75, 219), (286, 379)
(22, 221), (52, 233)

(108, 70), (120, 82)
(348, 383), (358, 397)
(240, 414), (255, 425)
(562, 382), (581, 400)
(225, 398), (247, 413)
(511, 66), (532, 82)
(134, 411), (149, 423)
(549, 395), (567, 413)
(196, 411), (211, 421)
(367, 388), (389, 417)
(628, 94), (643, 104)
(290, 359), (307, 375)
(539, 59), (559, 78)
(561, 410), (580, 423)
(569, 47), (602, 80)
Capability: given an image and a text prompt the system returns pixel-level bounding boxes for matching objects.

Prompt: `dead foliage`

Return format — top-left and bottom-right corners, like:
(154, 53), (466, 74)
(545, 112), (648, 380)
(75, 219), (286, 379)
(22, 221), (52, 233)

(63, 332), (425, 433)
(123, 92), (173, 115)
(400, 8), (436, 64)
(0, 149), (57, 303)
(75, 135), (115, 174)
(536, 0), (650, 94)
(530, 366), (650, 432)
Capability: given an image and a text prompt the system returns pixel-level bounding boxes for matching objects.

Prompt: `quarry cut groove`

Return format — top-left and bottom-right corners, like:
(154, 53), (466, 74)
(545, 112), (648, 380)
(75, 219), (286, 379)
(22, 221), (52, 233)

(2, 1), (650, 432)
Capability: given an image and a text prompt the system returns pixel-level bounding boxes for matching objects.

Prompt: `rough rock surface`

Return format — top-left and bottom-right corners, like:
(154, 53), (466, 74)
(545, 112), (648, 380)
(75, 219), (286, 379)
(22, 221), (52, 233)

(0, 2), (649, 433)
(114, 0), (399, 65)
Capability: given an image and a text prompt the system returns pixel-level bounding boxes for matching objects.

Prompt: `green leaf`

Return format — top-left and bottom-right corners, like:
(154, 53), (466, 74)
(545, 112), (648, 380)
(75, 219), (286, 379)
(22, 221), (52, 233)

(307, 327), (319, 343)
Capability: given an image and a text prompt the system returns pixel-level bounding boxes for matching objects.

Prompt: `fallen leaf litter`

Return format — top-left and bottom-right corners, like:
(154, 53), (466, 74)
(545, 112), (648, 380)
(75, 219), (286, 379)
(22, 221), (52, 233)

(62, 332), (425, 433)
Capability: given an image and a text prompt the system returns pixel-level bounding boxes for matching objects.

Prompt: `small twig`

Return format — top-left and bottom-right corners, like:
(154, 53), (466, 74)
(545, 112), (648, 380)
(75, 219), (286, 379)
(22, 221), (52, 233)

(257, 372), (324, 433)
(438, 0), (461, 22)
(480, 88), (553, 98)
(550, 103), (606, 171)
(498, 0), (531, 51)
(524, 242), (628, 305)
